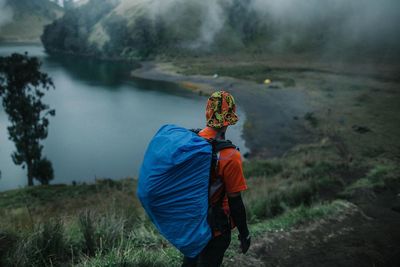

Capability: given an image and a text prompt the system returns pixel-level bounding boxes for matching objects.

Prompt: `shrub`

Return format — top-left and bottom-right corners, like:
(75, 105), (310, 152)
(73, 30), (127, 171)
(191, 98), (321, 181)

(248, 192), (284, 221)
(79, 210), (128, 257)
(282, 180), (317, 207)
(304, 112), (318, 127)
(243, 159), (283, 178)
(366, 164), (397, 184)
(344, 164), (399, 193)
(79, 211), (97, 257)
(245, 178), (319, 221)
(7, 219), (67, 266)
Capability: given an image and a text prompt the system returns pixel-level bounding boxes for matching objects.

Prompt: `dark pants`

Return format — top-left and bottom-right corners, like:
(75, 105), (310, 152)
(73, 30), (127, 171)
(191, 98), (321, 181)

(181, 230), (231, 267)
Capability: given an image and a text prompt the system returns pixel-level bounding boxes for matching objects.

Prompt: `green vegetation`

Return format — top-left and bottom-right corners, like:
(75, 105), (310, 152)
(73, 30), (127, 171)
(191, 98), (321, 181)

(304, 112), (319, 127)
(343, 164), (400, 194)
(2, 135), (398, 266)
(243, 159), (283, 178)
(249, 200), (347, 235)
(42, 0), (118, 56)
(0, 0), (63, 42)
(0, 177), (353, 267)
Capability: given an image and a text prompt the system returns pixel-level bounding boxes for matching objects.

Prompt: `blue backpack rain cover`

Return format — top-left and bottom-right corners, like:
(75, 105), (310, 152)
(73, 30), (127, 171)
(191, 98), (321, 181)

(137, 124), (212, 258)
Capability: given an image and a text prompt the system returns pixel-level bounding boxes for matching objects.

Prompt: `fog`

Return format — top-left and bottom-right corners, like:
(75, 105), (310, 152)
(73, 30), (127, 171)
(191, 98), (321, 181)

(144, 0), (400, 55)
(250, 0), (400, 53)
(147, 0), (227, 48)
(4, 0), (400, 57)
(0, 0), (13, 28)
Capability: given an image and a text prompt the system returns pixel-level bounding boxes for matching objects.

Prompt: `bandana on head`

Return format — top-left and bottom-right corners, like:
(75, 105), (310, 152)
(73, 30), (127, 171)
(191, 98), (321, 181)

(206, 91), (239, 128)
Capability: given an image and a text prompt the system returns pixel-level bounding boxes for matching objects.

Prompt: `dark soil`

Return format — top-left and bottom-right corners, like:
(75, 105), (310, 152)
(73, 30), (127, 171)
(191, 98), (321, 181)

(232, 188), (400, 267)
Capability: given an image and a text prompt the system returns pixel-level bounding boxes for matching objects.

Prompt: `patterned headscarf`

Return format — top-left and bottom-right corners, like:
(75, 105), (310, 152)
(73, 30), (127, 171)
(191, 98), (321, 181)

(206, 91), (239, 128)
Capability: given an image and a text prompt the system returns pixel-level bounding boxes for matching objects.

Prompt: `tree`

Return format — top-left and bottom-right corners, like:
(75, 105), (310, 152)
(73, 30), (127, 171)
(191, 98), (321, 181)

(33, 158), (54, 185)
(0, 53), (55, 186)
(63, 0), (74, 10)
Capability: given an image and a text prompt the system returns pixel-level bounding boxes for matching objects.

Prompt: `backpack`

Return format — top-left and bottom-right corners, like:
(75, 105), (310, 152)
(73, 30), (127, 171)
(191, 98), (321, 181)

(137, 124), (236, 258)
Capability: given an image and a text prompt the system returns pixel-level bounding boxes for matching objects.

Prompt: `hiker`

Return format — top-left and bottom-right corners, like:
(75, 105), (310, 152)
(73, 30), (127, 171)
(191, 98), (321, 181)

(182, 91), (251, 267)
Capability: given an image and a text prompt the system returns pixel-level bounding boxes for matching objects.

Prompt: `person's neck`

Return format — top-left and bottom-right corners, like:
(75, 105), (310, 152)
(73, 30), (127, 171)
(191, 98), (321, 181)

(212, 126), (227, 140)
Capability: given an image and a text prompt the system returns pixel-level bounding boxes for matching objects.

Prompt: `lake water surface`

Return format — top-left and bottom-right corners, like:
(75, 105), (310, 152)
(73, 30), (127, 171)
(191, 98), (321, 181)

(0, 44), (248, 191)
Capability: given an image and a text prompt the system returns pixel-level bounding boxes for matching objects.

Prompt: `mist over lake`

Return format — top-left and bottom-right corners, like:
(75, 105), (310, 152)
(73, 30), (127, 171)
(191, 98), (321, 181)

(0, 44), (248, 191)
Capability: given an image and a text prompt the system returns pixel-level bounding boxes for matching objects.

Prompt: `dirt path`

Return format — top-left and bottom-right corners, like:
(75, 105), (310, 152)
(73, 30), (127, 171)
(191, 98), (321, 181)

(231, 189), (400, 267)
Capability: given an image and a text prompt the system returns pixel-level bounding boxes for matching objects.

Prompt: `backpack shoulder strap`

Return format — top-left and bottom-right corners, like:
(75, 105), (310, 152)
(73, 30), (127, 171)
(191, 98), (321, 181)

(189, 128), (202, 135)
(189, 128), (239, 202)
(209, 139), (238, 206)
(212, 139), (237, 153)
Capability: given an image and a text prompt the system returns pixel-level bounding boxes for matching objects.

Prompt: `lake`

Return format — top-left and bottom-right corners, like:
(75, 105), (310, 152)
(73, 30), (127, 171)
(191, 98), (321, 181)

(0, 44), (248, 191)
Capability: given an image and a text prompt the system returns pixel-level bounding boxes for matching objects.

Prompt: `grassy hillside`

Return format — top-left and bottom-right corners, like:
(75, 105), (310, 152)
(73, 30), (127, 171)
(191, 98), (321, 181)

(0, 145), (399, 266)
(41, 0), (400, 61)
(0, 0), (63, 43)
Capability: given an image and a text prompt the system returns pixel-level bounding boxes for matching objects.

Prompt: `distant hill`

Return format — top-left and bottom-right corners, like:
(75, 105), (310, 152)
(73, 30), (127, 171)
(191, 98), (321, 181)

(0, 0), (63, 43)
(41, 0), (400, 60)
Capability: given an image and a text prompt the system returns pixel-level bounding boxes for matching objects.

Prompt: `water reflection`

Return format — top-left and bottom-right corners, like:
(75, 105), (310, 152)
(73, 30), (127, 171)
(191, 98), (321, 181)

(45, 55), (133, 87)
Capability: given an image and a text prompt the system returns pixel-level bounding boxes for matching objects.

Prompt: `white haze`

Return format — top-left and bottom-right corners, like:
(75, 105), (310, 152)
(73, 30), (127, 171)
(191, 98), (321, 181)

(147, 0), (228, 48)
(250, 0), (400, 51)
(0, 0), (13, 29)
(3, 0), (398, 55)
(140, 0), (400, 52)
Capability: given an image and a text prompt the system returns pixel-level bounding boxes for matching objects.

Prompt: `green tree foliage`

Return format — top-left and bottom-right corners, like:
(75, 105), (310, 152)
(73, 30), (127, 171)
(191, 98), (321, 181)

(123, 16), (166, 58)
(42, 0), (117, 55)
(101, 13), (168, 59)
(63, 0), (74, 10)
(0, 53), (55, 186)
(226, 0), (265, 44)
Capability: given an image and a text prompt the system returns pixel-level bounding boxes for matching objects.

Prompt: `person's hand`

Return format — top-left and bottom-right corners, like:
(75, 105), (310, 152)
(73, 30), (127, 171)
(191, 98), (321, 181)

(238, 234), (251, 254)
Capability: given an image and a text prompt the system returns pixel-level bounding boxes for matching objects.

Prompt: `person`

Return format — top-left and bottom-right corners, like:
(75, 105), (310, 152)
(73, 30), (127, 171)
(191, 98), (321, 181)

(182, 91), (251, 267)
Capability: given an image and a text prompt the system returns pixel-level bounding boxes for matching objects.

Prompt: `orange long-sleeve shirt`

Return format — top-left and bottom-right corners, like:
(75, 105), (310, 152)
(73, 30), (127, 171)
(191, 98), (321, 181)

(199, 127), (248, 217)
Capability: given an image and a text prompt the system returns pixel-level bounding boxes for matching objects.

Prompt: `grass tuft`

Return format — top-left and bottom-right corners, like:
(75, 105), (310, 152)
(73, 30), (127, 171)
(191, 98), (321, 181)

(344, 163), (400, 193)
(6, 219), (67, 267)
(243, 159), (283, 178)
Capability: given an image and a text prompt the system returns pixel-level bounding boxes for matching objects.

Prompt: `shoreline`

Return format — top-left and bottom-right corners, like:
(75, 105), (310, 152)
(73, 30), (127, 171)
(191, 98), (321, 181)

(131, 59), (400, 159)
(0, 40), (42, 46)
(132, 62), (316, 158)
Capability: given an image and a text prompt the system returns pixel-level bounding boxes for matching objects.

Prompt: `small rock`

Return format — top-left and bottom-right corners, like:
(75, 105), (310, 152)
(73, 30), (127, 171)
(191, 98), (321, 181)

(392, 205), (400, 213)
(268, 84), (281, 89)
(352, 125), (372, 134)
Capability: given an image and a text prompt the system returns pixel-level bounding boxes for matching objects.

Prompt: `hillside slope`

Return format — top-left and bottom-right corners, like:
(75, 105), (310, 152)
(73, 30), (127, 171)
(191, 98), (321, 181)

(41, 0), (400, 61)
(0, 0), (63, 43)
